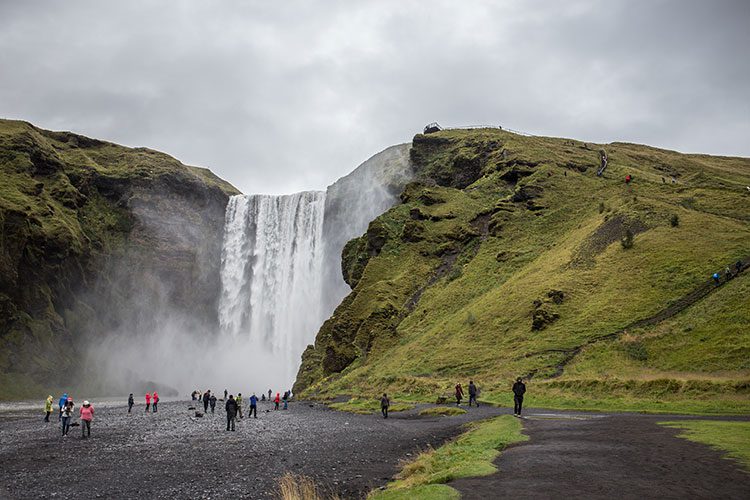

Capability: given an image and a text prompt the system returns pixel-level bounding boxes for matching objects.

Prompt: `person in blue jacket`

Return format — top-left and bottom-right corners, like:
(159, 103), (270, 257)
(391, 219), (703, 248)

(58, 393), (68, 421)
(249, 393), (258, 418)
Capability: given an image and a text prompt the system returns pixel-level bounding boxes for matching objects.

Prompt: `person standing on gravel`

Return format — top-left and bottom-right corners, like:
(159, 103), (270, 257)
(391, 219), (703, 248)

(380, 393), (390, 418)
(468, 381), (479, 407)
(224, 389), (228, 400)
(236, 393), (244, 418)
(44, 395), (53, 422)
(79, 400), (94, 438)
(225, 395), (238, 431)
(203, 390), (211, 413)
(249, 393), (258, 418)
(128, 393), (134, 413)
(455, 383), (464, 406)
(145, 392), (151, 412)
(58, 393), (68, 421)
(274, 392), (280, 410)
(152, 391), (159, 413)
(61, 397), (74, 437)
(512, 378), (526, 416)
(268, 389), (272, 401)
(209, 393), (217, 413)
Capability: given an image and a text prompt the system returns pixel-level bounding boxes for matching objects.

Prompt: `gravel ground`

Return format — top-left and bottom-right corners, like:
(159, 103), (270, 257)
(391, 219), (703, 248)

(0, 399), (503, 499)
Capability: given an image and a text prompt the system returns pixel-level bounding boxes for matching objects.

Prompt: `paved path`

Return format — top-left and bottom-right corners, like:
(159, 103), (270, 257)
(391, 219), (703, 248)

(452, 411), (750, 500)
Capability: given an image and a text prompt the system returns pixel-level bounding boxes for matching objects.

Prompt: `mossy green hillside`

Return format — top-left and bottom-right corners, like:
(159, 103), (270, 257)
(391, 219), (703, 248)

(296, 128), (750, 413)
(660, 420), (750, 470)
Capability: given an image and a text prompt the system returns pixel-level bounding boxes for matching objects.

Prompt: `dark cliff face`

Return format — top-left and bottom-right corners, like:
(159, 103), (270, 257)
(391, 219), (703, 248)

(0, 119), (239, 397)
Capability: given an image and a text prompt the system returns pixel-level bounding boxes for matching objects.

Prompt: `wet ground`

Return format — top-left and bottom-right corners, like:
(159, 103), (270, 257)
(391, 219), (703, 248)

(0, 399), (503, 499)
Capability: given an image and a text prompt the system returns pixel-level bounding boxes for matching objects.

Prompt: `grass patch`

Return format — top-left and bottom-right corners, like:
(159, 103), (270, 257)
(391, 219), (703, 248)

(329, 397), (414, 415)
(660, 420), (750, 470)
(369, 415), (527, 499)
(419, 406), (467, 417)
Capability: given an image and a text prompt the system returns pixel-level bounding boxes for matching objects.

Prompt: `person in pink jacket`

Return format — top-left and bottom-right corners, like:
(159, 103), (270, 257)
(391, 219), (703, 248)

(79, 400), (94, 438)
(145, 392), (151, 412)
(152, 391), (159, 413)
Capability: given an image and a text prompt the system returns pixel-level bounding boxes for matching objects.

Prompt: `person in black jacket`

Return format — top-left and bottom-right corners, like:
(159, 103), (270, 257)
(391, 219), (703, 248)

(127, 393), (134, 413)
(512, 378), (526, 416)
(203, 390), (211, 412)
(468, 381), (479, 407)
(209, 394), (217, 413)
(225, 395), (238, 431)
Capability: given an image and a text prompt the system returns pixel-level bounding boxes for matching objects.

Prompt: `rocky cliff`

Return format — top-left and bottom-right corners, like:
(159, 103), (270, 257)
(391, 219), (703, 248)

(0, 119), (239, 397)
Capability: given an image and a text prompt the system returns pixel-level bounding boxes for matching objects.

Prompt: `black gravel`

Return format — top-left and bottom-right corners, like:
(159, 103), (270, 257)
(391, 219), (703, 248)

(0, 400), (504, 499)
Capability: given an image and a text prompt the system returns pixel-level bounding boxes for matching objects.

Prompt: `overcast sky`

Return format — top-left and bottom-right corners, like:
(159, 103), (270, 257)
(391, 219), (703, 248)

(1, 1), (748, 194)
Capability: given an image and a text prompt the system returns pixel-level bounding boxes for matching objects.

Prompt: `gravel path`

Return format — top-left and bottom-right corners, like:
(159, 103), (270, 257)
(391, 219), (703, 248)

(451, 411), (750, 500)
(0, 399), (502, 499)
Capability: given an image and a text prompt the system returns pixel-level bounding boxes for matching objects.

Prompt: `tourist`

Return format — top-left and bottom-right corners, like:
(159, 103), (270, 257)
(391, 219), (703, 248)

(44, 395), (53, 422)
(274, 392), (280, 410)
(128, 393), (134, 413)
(191, 390), (197, 401)
(468, 381), (478, 407)
(145, 392), (151, 412)
(224, 388), (228, 400)
(380, 393), (390, 419)
(513, 377), (526, 416)
(203, 390), (211, 412)
(249, 393), (258, 418)
(282, 391), (289, 410)
(79, 400), (94, 438)
(225, 395), (238, 431)
(152, 391), (159, 413)
(268, 389), (272, 401)
(236, 393), (244, 418)
(261, 393), (266, 402)
(209, 393), (217, 413)
(58, 393), (68, 421)
(455, 383), (464, 406)
(712, 272), (721, 285)
(61, 397), (74, 437)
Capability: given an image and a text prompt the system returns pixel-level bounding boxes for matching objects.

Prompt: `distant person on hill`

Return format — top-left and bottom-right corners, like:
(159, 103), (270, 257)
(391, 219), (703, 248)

(625, 175), (632, 184)
(152, 391), (159, 413)
(145, 392), (151, 412)
(58, 393), (68, 421)
(455, 383), (464, 406)
(209, 394), (217, 413)
(203, 390), (211, 412)
(512, 378), (526, 416)
(712, 272), (721, 285)
(61, 397), (74, 437)
(236, 393), (244, 418)
(44, 395), (53, 422)
(249, 393), (258, 418)
(468, 381), (479, 407)
(225, 395), (238, 431)
(128, 393), (134, 413)
(79, 400), (94, 438)
(274, 393), (280, 410)
(381, 393), (390, 418)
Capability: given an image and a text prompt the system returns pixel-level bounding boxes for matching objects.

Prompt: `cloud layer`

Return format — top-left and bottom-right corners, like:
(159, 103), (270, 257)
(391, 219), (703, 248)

(1, 0), (748, 194)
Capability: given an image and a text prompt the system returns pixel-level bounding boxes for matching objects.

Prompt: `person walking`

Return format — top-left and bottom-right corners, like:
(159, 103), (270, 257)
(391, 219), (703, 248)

(44, 395), (53, 422)
(236, 393), (244, 418)
(512, 377), (526, 416)
(249, 393), (258, 418)
(203, 390), (211, 413)
(58, 393), (68, 421)
(224, 389), (228, 400)
(380, 393), (390, 419)
(79, 400), (94, 438)
(274, 392), (280, 410)
(455, 383), (464, 406)
(713, 272), (721, 285)
(468, 381), (478, 407)
(61, 397), (74, 437)
(145, 392), (151, 412)
(128, 393), (134, 413)
(152, 391), (159, 413)
(225, 395), (238, 431)
(209, 394), (217, 414)
(282, 391), (289, 410)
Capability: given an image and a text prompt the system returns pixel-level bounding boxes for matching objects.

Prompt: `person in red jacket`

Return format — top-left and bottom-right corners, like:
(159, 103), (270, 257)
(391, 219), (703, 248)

(455, 383), (464, 406)
(79, 400), (94, 438)
(152, 391), (159, 413)
(145, 392), (151, 412)
(274, 392), (280, 410)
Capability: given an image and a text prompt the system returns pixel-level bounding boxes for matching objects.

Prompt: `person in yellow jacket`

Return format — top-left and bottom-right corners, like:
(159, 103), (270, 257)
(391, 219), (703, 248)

(44, 395), (53, 422)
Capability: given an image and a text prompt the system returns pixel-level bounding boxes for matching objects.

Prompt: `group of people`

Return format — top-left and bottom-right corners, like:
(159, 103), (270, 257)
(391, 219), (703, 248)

(193, 388), (293, 430)
(712, 260), (743, 285)
(453, 380), (481, 407)
(44, 393), (95, 437)
(125, 391), (160, 413)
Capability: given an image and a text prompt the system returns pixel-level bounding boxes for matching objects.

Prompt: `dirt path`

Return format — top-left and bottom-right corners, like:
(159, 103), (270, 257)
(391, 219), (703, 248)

(451, 411), (750, 499)
(0, 399), (503, 499)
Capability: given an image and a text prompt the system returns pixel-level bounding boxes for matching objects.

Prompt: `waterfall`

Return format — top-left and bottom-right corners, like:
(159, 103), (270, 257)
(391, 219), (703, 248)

(218, 191), (326, 387)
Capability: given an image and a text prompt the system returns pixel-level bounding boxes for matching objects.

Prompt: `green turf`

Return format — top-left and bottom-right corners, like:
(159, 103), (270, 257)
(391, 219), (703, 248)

(419, 406), (467, 417)
(660, 420), (750, 470)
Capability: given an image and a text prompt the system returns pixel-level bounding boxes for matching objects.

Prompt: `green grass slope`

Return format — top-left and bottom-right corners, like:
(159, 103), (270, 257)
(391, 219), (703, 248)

(295, 128), (750, 414)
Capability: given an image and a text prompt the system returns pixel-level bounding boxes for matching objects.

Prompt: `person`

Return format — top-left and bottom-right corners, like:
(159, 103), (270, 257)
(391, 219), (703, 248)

(274, 392), (280, 410)
(191, 390), (197, 401)
(145, 392), (151, 412)
(203, 390), (211, 412)
(380, 393), (390, 419)
(58, 393), (68, 421)
(455, 383), (464, 406)
(225, 395), (238, 431)
(712, 272), (721, 285)
(261, 394), (266, 402)
(209, 393), (217, 413)
(268, 389), (272, 401)
(224, 389), (228, 400)
(79, 400), (94, 438)
(61, 397), (74, 437)
(736, 260), (743, 275)
(128, 393), (134, 413)
(625, 174), (632, 184)
(468, 381), (478, 407)
(512, 377), (526, 416)
(236, 393), (244, 418)
(249, 393), (258, 418)
(44, 395), (53, 422)
(282, 391), (289, 410)
(152, 391), (159, 413)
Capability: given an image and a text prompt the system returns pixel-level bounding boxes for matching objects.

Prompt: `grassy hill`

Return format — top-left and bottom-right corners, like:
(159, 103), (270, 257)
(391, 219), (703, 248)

(295, 128), (750, 414)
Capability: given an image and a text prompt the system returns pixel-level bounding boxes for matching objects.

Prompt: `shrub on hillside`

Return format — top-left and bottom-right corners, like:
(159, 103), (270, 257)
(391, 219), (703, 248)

(621, 229), (634, 249)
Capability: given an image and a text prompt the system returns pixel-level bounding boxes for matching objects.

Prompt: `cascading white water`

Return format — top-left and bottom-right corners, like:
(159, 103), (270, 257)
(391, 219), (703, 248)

(219, 191), (326, 388)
